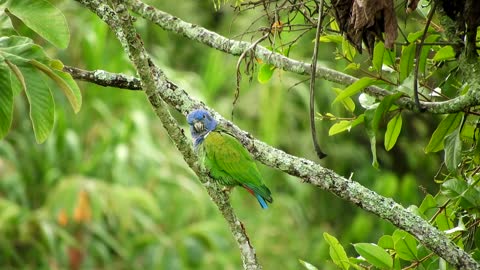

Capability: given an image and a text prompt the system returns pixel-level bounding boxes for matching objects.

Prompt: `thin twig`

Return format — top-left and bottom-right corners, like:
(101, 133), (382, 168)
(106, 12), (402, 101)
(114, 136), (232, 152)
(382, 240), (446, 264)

(309, 0), (327, 159)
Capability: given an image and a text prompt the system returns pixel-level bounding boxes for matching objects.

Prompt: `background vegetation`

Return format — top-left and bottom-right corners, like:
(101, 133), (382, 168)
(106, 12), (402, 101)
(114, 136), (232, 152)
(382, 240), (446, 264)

(0, 0), (478, 269)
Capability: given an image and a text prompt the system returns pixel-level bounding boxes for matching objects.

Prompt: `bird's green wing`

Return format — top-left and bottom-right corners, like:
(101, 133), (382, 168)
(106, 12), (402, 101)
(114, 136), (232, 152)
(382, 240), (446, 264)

(203, 130), (271, 201)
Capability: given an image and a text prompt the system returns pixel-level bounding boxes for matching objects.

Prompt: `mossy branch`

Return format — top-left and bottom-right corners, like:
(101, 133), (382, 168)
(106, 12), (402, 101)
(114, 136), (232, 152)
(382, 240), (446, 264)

(73, 0), (261, 269)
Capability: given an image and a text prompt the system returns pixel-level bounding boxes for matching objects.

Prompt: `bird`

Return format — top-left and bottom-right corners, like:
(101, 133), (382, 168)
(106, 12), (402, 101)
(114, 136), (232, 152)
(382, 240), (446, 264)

(187, 109), (273, 209)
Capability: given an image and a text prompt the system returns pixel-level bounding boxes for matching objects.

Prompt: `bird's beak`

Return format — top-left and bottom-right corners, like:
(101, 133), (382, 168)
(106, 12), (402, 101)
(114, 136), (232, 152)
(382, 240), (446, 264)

(193, 121), (204, 133)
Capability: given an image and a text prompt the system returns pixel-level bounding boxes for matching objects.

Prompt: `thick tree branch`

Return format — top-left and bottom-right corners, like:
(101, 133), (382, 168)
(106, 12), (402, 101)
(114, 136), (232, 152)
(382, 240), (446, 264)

(126, 0), (480, 115)
(73, 1), (261, 269)
(64, 64), (479, 269)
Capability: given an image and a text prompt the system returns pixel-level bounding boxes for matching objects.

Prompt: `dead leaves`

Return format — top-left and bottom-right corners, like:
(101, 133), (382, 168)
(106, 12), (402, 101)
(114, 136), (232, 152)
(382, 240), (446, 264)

(332, 0), (398, 54)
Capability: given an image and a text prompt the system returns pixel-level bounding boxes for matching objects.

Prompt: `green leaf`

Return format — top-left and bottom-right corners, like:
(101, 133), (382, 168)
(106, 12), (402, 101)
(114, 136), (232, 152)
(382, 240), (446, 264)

(393, 230), (418, 261)
(372, 42), (385, 72)
(378, 235), (394, 250)
(399, 43), (415, 83)
(329, 115), (365, 136)
(333, 77), (377, 104)
(425, 112), (464, 153)
(433, 46), (456, 61)
(299, 259), (318, 270)
(329, 121), (352, 136)
(30, 59), (82, 113)
(0, 64), (13, 139)
(418, 194), (437, 215)
(7, 0), (70, 48)
(342, 38), (356, 61)
(257, 63), (275, 83)
(0, 36), (48, 65)
(373, 92), (403, 131)
(442, 178), (480, 208)
(418, 35), (440, 75)
(320, 35), (343, 44)
(333, 88), (355, 112)
(444, 128), (462, 173)
(384, 113), (402, 151)
(324, 232), (350, 270)
(354, 243), (393, 269)
(365, 109), (379, 168)
(21, 66), (55, 143)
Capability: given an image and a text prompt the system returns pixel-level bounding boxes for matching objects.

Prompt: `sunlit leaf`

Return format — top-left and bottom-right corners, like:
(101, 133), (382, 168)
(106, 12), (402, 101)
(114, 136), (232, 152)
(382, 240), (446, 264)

(384, 113), (402, 151)
(333, 77), (377, 104)
(433, 46), (456, 62)
(378, 235), (394, 250)
(324, 232), (350, 270)
(333, 88), (355, 112)
(257, 63), (275, 83)
(7, 0), (70, 48)
(353, 243), (393, 269)
(329, 121), (352, 136)
(299, 259), (318, 270)
(372, 42), (385, 72)
(425, 112), (464, 153)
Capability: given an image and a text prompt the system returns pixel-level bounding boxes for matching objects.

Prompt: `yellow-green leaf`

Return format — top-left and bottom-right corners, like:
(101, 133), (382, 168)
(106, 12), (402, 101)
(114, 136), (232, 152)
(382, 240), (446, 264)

(354, 243), (393, 269)
(8, 0), (70, 48)
(433, 46), (456, 62)
(30, 59), (82, 113)
(21, 66), (55, 143)
(384, 113), (402, 151)
(425, 112), (464, 153)
(333, 77), (377, 104)
(323, 232), (350, 270)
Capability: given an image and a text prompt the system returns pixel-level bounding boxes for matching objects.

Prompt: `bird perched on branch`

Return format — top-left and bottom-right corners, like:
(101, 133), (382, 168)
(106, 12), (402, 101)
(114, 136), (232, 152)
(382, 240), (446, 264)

(187, 109), (273, 209)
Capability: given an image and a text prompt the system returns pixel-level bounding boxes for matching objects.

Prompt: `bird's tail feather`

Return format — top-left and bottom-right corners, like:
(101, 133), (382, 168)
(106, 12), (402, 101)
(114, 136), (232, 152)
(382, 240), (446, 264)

(243, 184), (273, 209)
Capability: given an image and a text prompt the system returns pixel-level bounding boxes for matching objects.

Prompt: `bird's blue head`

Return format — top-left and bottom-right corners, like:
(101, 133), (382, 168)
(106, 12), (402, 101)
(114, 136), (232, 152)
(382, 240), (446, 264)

(187, 109), (218, 146)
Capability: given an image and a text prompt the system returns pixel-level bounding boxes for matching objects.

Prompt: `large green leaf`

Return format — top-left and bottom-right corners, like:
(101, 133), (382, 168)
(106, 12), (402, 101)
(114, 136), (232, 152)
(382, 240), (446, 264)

(0, 63), (13, 139)
(21, 66), (55, 143)
(372, 42), (385, 72)
(353, 243), (393, 269)
(393, 230), (418, 261)
(323, 232), (350, 270)
(433, 46), (456, 62)
(444, 128), (462, 173)
(333, 77), (377, 104)
(399, 43), (415, 83)
(257, 63), (275, 83)
(7, 0), (70, 48)
(30, 59), (82, 113)
(0, 36), (48, 65)
(384, 113), (402, 151)
(425, 113), (464, 153)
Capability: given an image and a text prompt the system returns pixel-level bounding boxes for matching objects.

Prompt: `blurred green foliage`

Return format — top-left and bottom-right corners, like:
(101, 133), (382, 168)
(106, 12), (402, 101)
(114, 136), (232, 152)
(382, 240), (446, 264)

(0, 0), (478, 269)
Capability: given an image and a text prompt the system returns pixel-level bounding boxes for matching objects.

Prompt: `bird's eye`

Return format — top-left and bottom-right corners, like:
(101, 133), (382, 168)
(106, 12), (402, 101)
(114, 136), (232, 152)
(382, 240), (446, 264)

(202, 114), (206, 119)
